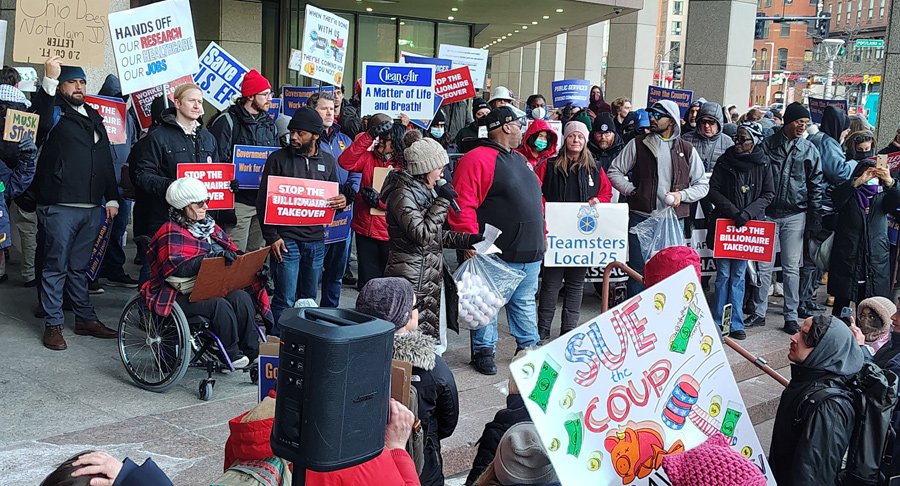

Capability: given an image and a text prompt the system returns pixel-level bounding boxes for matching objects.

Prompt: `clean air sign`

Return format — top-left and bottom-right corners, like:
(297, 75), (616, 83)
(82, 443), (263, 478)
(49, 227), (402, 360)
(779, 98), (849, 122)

(360, 62), (436, 120)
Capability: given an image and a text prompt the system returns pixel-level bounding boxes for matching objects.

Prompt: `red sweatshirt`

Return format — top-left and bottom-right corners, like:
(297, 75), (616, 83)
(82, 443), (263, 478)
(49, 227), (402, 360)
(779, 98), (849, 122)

(338, 132), (396, 241)
(305, 448), (420, 486)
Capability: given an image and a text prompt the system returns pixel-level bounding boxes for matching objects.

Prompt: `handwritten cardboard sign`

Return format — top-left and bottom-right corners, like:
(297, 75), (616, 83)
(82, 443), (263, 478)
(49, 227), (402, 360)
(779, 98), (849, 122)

(713, 219), (777, 263)
(510, 267), (775, 485)
(176, 163), (235, 210)
(544, 203), (629, 267)
(263, 176), (338, 226)
(84, 95), (127, 145)
(14, 0), (109, 67)
(299, 5), (349, 86)
(3, 109), (39, 143)
(14, 67), (37, 92)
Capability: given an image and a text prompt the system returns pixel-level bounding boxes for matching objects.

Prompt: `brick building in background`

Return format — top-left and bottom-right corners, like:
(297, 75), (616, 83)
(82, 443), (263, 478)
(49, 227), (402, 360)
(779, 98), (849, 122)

(750, 0), (817, 107)
(655, 0), (689, 87)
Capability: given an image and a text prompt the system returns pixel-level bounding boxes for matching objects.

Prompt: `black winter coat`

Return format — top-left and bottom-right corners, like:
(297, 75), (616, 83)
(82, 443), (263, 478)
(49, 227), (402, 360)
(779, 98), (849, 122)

(761, 129), (824, 218)
(587, 134), (625, 173)
(704, 146), (775, 248)
(131, 109), (218, 238)
(382, 170), (472, 338)
(31, 85), (119, 207)
(392, 331), (459, 486)
(769, 364), (855, 485)
(208, 104), (278, 208)
(828, 161), (900, 304)
(464, 394), (530, 486)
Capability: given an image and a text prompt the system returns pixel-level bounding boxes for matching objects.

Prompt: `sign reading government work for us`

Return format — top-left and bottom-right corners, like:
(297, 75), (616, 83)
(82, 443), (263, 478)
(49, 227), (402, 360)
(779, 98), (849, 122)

(108, 0), (198, 94)
(544, 203), (628, 267)
(194, 42), (249, 111)
(299, 5), (349, 86)
(14, 0), (109, 66)
(361, 63), (436, 120)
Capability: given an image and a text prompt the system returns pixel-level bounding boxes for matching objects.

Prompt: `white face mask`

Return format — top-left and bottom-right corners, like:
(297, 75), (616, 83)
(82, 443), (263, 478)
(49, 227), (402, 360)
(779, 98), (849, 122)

(531, 107), (546, 120)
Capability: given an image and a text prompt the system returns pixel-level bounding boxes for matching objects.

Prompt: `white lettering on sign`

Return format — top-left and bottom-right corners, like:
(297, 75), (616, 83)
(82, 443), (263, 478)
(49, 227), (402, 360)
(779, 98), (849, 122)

(378, 67), (419, 85)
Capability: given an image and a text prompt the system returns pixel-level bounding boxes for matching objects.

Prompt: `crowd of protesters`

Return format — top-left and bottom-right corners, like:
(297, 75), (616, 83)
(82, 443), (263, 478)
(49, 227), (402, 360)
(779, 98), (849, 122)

(5, 53), (900, 486)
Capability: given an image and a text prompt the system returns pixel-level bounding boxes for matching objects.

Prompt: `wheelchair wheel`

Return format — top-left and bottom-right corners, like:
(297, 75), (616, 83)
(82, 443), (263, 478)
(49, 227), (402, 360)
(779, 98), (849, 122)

(118, 295), (192, 393)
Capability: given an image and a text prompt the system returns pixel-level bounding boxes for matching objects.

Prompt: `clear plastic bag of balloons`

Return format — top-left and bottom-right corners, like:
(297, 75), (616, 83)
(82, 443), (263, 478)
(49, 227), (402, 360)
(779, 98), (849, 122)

(453, 254), (526, 330)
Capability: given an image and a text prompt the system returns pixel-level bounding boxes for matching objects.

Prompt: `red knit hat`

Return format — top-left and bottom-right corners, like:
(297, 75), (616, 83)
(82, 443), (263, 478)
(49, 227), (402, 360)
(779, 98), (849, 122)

(241, 69), (271, 97)
(643, 246), (702, 287)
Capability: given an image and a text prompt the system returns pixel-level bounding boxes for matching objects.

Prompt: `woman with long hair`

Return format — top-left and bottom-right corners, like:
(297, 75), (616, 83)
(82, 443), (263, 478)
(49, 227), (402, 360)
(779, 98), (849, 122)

(534, 121), (612, 339)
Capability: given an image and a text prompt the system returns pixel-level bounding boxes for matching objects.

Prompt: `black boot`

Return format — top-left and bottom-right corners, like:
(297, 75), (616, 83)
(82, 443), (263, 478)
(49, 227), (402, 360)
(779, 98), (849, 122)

(473, 348), (497, 375)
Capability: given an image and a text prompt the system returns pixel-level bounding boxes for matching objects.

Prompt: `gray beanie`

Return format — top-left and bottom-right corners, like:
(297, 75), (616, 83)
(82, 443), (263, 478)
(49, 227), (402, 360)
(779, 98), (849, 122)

(494, 422), (558, 485)
(356, 277), (415, 331)
(404, 138), (448, 176)
(165, 177), (208, 210)
(858, 296), (895, 341)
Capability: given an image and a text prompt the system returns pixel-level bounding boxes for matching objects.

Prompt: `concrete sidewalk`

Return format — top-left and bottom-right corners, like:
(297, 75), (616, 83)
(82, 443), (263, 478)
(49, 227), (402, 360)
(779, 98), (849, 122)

(0, 246), (792, 483)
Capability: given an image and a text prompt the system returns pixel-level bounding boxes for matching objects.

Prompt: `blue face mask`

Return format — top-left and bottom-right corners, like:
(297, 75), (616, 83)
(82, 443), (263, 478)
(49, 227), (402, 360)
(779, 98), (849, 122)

(866, 177), (880, 186)
(533, 139), (549, 151)
(430, 127), (445, 138)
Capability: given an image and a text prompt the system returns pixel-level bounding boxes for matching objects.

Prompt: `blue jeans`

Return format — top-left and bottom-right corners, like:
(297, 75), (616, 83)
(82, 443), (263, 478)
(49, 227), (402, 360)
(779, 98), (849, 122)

(272, 239), (326, 333)
(320, 237), (351, 308)
(713, 258), (748, 331)
(626, 213), (649, 297)
(472, 260), (541, 352)
(752, 212), (805, 322)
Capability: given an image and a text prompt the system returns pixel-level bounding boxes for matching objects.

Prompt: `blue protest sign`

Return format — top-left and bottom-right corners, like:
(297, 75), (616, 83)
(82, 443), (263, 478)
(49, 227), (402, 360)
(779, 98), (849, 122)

(193, 42), (249, 111)
(281, 85), (335, 117)
(234, 145), (279, 189)
(268, 98), (281, 119)
(550, 80), (591, 108)
(86, 215), (113, 280)
(647, 85), (694, 117)
(410, 93), (445, 130)
(402, 55), (453, 73)
(324, 208), (353, 244)
(360, 62), (436, 120)
(808, 97), (848, 124)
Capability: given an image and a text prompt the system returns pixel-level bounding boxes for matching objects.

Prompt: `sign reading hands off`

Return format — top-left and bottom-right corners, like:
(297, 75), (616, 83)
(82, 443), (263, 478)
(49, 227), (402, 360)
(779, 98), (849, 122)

(14, 0), (109, 66)
(510, 267), (775, 485)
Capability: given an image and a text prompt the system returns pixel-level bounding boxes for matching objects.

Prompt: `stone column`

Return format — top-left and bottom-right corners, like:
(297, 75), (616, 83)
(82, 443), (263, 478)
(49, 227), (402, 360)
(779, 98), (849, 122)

(876, 0), (900, 147)
(520, 43), (540, 97)
(193, 0), (263, 70)
(606, 3), (659, 107)
(682, 0), (755, 108)
(507, 48), (523, 99)
(491, 51), (510, 90)
(564, 23), (607, 84)
(538, 34), (567, 100)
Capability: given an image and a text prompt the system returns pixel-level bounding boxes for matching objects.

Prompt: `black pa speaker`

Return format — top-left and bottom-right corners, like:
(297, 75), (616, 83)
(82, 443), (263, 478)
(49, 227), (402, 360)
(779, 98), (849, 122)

(271, 307), (395, 472)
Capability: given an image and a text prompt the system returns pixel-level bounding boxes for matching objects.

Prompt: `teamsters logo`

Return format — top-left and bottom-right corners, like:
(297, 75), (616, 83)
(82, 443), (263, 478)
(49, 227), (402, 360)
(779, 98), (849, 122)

(577, 206), (599, 235)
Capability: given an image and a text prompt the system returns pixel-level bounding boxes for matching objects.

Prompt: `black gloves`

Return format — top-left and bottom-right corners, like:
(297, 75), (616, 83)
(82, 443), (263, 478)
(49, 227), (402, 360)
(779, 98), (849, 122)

(19, 136), (37, 161)
(230, 179), (240, 192)
(361, 187), (382, 208)
(467, 233), (485, 247)
(368, 120), (393, 139)
(435, 181), (459, 202)
(733, 211), (749, 228)
(210, 250), (238, 266)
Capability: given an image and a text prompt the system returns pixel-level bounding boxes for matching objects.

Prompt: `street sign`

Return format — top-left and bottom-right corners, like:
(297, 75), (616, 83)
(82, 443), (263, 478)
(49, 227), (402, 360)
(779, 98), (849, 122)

(855, 39), (884, 48)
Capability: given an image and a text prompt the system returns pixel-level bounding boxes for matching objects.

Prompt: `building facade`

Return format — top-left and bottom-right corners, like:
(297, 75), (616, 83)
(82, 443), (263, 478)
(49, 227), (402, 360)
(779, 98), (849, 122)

(750, 0), (817, 107)
(655, 0), (689, 87)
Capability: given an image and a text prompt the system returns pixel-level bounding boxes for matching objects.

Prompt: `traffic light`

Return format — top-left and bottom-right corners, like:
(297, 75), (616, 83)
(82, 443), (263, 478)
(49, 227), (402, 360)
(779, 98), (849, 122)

(816, 12), (831, 37)
(673, 63), (682, 81)
(755, 13), (766, 39)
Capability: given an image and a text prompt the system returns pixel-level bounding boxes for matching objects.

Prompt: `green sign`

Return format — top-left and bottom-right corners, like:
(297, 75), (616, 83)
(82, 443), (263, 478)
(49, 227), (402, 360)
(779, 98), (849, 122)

(856, 39), (884, 48)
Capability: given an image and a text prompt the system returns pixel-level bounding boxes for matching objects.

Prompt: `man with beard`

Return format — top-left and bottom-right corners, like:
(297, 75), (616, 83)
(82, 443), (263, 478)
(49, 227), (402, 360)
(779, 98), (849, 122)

(32, 57), (120, 350)
(256, 107), (343, 332)
(208, 69), (278, 252)
(587, 112), (624, 173)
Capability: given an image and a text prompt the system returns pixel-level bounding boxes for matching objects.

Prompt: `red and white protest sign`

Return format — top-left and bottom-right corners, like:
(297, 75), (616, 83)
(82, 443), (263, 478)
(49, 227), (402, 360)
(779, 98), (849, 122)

(177, 163), (235, 210)
(84, 95), (128, 145)
(435, 66), (475, 105)
(712, 218), (777, 263)
(131, 75), (195, 131)
(263, 176), (338, 226)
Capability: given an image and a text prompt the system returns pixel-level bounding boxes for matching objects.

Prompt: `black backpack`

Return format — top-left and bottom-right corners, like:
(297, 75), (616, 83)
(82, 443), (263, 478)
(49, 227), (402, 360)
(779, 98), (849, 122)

(799, 362), (899, 485)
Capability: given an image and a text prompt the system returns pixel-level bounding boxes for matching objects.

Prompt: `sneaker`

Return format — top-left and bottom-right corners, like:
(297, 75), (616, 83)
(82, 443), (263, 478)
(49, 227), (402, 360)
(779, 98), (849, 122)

(343, 270), (357, 286)
(783, 320), (800, 335)
(807, 302), (826, 312)
(773, 282), (784, 297)
(729, 330), (747, 340)
(473, 348), (497, 375)
(104, 274), (139, 288)
(74, 318), (118, 339)
(231, 355), (250, 370)
(745, 315), (766, 328)
(88, 281), (105, 295)
(43, 326), (67, 350)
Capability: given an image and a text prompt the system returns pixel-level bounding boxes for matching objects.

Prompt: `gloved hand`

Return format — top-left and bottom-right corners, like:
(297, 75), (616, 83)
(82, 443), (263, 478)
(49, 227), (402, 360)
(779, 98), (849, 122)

(18, 136), (37, 161)
(230, 179), (240, 193)
(368, 120), (393, 139)
(361, 187), (382, 208)
(435, 181), (459, 202)
(467, 233), (484, 247)
(806, 210), (823, 236)
(210, 250), (238, 266)
(733, 210), (749, 228)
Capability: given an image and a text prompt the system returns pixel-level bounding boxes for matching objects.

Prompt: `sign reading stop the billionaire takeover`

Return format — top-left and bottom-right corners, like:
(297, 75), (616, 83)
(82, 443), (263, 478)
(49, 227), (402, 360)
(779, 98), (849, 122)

(263, 176), (338, 226)
(176, 163), (235, 210)
(712, 219), (776, 263)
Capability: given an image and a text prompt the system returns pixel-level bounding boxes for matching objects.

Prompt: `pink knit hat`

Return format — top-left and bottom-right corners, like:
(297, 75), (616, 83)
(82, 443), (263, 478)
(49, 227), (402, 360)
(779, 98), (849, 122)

(661, 433), (766, 486)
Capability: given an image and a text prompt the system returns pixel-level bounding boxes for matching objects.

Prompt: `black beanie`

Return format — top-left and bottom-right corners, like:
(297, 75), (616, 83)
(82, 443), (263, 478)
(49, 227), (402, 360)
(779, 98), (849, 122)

(432, 108), (446, 124)
(356, 277), (416, 331)
(783, 102), (811, 126)
(472, 97), (490, 118)
(288, 106), (324, 134)
(592, 112), (616, 134)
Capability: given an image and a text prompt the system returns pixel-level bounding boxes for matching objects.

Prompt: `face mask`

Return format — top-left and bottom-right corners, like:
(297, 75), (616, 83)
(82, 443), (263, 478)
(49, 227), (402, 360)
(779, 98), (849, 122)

(430, 127), (445, 138)
(856, 150), (875, 161)
(866, 177), (880, 186)
(531, 107), (546, 120)
(533, 139), (549, 151)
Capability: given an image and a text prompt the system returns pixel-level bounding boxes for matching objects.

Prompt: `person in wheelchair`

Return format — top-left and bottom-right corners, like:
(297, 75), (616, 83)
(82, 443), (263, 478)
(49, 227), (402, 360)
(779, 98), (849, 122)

(141, 177), (272, 369)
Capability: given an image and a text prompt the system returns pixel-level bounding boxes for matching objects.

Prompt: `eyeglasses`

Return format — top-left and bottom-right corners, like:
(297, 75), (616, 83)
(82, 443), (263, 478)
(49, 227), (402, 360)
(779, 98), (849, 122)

(192, 199), (210, 207)
(735, 137), (753, 144)
(699, 119), (717, 126)
(255, 91), (273, 99)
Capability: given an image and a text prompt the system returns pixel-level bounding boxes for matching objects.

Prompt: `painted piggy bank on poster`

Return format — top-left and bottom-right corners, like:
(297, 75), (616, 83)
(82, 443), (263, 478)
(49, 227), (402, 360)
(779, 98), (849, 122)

(510, 267), (776, 485)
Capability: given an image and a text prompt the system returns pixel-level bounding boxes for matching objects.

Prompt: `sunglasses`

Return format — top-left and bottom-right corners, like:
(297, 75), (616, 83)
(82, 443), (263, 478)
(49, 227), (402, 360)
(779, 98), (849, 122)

(192, 199), (210, 207)
(648, 110), (668, 120)
(699, 119), (717, 126)
(735, 137), (753, 144)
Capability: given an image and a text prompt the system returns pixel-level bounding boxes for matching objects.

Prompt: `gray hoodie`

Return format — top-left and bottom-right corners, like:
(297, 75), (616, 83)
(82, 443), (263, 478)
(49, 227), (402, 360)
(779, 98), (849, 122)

(682, 102), (734, 172)
(607, 99), (709, 216)
(797, 315), (864, 376)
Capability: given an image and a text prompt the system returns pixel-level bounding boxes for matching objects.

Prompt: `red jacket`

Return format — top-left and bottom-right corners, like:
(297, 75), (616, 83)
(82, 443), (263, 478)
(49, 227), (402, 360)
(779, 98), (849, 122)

(338, 132), (398, 241)
(305, 448), (420, 486)
(516, 118), (559, 170)
(224, 411), (275, 470)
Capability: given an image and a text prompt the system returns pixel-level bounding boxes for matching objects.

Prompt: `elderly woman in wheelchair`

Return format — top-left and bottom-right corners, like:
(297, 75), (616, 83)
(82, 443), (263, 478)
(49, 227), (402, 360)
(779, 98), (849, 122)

(138, 177), (272, 371)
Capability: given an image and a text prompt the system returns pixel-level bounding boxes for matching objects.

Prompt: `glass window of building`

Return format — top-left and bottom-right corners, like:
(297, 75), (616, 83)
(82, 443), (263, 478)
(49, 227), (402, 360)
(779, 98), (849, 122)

(357, 15), (398, 81)
(880, 0), (885, 16)
(761, 48), (768, 63)
(671, 21), (682, 35)
(837, 1), (842, 21)
(399, 19), (435, 57)
(437, 23), (471, 47)
(777, 48), (788, 69)
(845, 0), (852, 22)
(857, 0), (863, 20)
(766, 0), (772, 7)
(868, 0), (874, 17)
(674, 1), (684, 14)
(761, 19), (770, 38)
(780, 23), (791, 36)
(753, 48), (758, 67)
